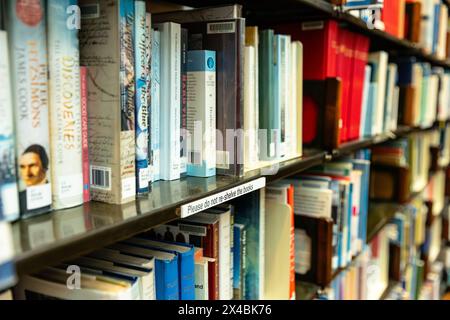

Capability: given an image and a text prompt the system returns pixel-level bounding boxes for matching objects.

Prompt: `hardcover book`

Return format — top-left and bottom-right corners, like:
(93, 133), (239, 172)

(7, 0), (52, 217)
(79, 0), (136, 204)
(47, 0), (83, 210)
(0, 30), (19, 221)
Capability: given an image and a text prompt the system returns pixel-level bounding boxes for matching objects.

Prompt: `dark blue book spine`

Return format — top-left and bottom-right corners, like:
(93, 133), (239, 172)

(179, 248), (195, 300)
(232, 225), (242, 295)
(155, 258), (179, 300)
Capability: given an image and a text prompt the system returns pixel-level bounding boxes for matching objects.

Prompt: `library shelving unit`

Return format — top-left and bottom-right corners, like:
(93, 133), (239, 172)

(7, 0), (450, 301)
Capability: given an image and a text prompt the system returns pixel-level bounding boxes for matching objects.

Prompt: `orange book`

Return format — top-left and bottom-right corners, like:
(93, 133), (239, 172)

(287, 184), (296, 300)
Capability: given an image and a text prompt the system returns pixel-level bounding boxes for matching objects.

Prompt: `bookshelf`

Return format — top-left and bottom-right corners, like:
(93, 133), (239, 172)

(11, 124), (445, 278)
(1, 0), (449, 301)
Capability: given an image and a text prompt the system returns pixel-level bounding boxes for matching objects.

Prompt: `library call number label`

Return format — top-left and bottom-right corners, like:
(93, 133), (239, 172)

(178, 304), (272, 317)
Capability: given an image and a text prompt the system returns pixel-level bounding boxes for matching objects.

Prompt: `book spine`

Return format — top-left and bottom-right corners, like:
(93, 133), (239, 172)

(180, 28), (188, 177)
(145, 13), (152, 186)
(134, 0), (149, 195)
(80, 67), (90, 203)
(279, 35), (290, 158)
(151, 29), (160, 182)
(179, 250), (195, 300)
(79, 0), (136, 204)
(232, 225), (242, 299)
(7, 0), (52, 217)
(0, 222), (16, 290)
(186, 50), (216, 178)
(156, 259), (179, 300)
(157, 22), (180, 181)
(47, 0), (83, 210)
(243, 46), (256, 171)
(0, 31), (19, 222)
(194, 259), (208, 300)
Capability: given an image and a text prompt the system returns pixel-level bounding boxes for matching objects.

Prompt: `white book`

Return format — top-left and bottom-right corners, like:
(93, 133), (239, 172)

(412, 64), (424, 126)
(437, 71), (450, 121)
(350, 170), (362, 257)
(243, 46), (258, 172)
(390, 86), (400, 132)
(14, 267), (137, 300)
(47, 0), (83, 209)
(279, 35), (291, 158)
(0, 31), (19, 222)
(154, 22), (181, 181)
(291, 41), (303, 159)
(425, 74), (439, 128)
(7, 0), (52, 216)
(200, 207), (232, 300)
(194, 256), (210, 300)
(368, 51), (388, 136)
(360, 65), (372, 137)
(186, 50), (216, 178)
(383, 63), (397, 133)
(259, 187), (265, 300)
(70, 256), (154, 300)
(437, 4), (448, 59)
(291, 185), (333, 218)
(151, 29), (161, 182)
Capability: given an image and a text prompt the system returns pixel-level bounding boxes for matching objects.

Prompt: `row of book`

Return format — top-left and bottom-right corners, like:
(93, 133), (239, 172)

(317, 172), (449, 300)
(348, 0), (450, 60)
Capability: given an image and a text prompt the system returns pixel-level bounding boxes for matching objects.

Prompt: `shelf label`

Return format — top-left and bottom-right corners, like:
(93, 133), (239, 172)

(180, 177), (266, 218)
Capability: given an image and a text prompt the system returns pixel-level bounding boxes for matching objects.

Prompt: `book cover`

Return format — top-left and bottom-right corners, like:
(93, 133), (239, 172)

(0, 30), (19, 222)
(47, 0), (83, 210)
(186, 50), (216, 178)
(80, 67), (90, 203)
(368, 51), (388, 136)
(150, 29), (161, 182)
(134, 0), (149, 195)
(231, 189), (265, 300)
(244, 26), (259, 171)
(79, 0), (136, 204)
(154, 22), (181, 181)
(7, 0), (52, 217)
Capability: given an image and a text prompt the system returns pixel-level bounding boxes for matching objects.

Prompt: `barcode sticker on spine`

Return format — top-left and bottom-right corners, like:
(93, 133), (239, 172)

(207, 22), (236, 34)
(90, 165), (111, 191)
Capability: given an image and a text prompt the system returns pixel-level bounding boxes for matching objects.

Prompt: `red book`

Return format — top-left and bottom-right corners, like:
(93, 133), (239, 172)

(348, 34), (370, 141)
(80, 67), (90, 203)
(275, 20), (339, 80)
(382, 0), (405, 39)
(337, 29), (354, 143)
(287, 184), (295, 300)
(274, 20), (340, 146)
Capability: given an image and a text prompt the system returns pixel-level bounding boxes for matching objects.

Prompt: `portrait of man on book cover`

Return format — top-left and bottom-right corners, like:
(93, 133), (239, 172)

(19, 144), (49, 187)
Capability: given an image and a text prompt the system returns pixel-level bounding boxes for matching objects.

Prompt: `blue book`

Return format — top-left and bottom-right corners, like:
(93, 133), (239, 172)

(231, 190), (264, 300)
(151, 29), (161, 182)
(346, 182), (353, 265)
(123, 237), (195, 300)
(396, 57), (417, 86)
(352, 159), (370, 247)
(134, 0), (149, 195)
(233, 223), (246, 300)
(110, 243), (179, 300)
(432, 3), (440, 54)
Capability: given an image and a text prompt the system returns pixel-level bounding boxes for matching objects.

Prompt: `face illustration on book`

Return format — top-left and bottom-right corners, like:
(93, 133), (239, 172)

(16, 0), (44, 27)
(19, 144), (49, 187)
